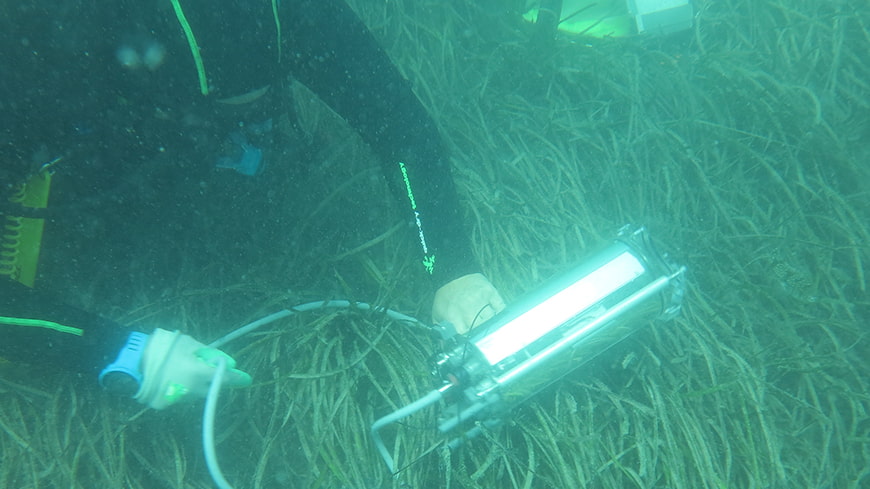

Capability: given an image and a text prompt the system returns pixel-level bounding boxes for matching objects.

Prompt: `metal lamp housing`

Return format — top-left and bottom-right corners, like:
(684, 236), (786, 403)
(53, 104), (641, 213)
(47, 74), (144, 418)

(433, 225), (686, 442)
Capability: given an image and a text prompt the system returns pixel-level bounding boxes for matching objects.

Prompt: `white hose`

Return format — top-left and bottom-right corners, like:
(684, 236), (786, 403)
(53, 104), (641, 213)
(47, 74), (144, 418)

(371, 387), (447, 474)
(203, 356), (234, 489)
(203, 300), (427, 488)
(208, 300), (424, 349)
(208, 309), (293, 349)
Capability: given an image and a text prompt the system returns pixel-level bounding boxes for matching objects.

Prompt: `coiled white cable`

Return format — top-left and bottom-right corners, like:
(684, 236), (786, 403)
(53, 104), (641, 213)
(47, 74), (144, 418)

(202, 300), (426, 489)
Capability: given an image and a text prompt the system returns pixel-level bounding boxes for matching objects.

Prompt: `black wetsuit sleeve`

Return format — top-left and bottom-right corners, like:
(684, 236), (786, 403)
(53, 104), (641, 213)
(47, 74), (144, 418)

(283, 0), (480, 286)
(0, 277), (131, 378)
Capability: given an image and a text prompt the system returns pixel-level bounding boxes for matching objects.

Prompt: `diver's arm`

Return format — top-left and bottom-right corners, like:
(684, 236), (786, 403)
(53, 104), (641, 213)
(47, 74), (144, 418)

(0, 277), (251, 406)
(283, 0), (479, 286)
(0, 277), (131, 379)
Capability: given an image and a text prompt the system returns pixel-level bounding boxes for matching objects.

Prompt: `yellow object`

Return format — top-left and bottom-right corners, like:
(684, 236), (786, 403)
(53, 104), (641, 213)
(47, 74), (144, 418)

(1, 171), (52, 287)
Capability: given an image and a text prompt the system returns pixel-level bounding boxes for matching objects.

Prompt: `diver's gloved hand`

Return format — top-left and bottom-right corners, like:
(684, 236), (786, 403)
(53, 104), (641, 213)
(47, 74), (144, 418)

(135, 328), (252, 410)
(432, 273), (506, 335)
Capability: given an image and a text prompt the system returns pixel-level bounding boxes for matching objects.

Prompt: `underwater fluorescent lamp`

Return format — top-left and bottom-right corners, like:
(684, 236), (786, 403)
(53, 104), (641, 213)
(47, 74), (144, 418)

(371, 225), (686, 473)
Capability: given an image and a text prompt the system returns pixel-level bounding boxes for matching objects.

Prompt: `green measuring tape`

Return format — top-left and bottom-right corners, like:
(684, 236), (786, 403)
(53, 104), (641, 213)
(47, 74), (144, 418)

(398, 161), (436, 274)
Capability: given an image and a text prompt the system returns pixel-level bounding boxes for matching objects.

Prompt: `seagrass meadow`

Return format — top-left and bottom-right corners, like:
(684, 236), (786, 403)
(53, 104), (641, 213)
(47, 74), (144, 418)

(2, 0), (868, 488)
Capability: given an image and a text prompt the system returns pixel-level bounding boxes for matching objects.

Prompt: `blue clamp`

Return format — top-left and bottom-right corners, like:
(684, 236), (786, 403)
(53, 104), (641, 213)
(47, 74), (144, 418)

(99, 331), (149, 388)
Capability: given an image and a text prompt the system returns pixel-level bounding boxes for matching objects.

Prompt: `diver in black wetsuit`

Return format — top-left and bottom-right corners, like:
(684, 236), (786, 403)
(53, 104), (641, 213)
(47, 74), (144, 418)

(0, 0), (504, 408)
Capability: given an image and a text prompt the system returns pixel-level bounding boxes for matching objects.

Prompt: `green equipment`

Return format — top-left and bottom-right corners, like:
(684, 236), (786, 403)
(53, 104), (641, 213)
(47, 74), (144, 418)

(524, 0), (694, 38)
